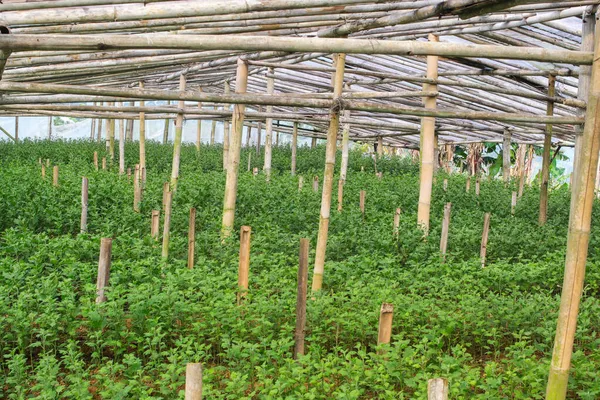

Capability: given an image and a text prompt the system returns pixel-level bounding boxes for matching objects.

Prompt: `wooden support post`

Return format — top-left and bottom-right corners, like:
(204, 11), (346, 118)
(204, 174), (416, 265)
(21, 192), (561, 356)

(108, 109), (115, 162)
(161, 190), (173, 259)
(210, 118), (216, 145)
(480, 213), (491, 268)
(126, 106), (133, 141)
(502, 129), (512, 183)
(440, 203), (451, 258)
(185, 363), (203, 400)
(428, 378), (449, 400)
(52, 165), (58, 187)
(96, 238), (112, 304)
(139, 81), (146, 178)
(118, 116), (125, 175)
(187, 207), (196, 269)
(546, 15), (600, 399)
(96, 117), (102, 142)
(80, 177), (89, 233)
(133, 164), (141, 212)
(393, 208), (401, 237)
(294, 238), (309, 359)
(93, 151), (98, 171)
(170, 74), (187, 191)
(237, 226), (251, 305)
(311, 137), (317, 149)
(264, 68), (275, 180)
(359, 190), (366, 217)
(511, 191), (517, 215)
(291, 120), (298, 175)
(417, 34), (439, 234)
(377, 303), (393, 351)
(14, 116), (18, 142)
(221, 60), (248, 239)
(151, 210), (160, 240)
(298, 176), (303, 191)
(539, 75), (556, 226)
(163, 100), (170, 144)
(340, 108), (351, 182)
(337, 179), (344, 212)
(47, 115), (52, 140)
(222, 81), (231, 169)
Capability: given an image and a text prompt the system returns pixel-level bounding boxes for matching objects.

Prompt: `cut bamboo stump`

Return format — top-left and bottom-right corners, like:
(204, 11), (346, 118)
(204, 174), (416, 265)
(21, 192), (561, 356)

(151, 210), (160, 240)
(294, 238), (309, 359)
(96, 238), (112, 304)
(443, 179), (448, 191)
(161, 190), (173, 259)
(428, 378), (449, 400)
(475, 178), (480, 196)
(81, 177), (88, 233)
(393, 208), (401, 237)
(359, 190), (366, 218)
(440, 203), (451, 258)
(480, 213), (491, 268)
(337, 179), (344, 212)
(377, 303), (393, 353)
(52, 165), (59, 187)
(187, 207), (196, 269)
(298, 176), (303, 191)
(185, 363), (203, 400)
(252, 167), (258, 176)
(133, 164), (141, 212)
(237, 226), (251, 305)
(511, 191), (517, 215)
(102, 157), (106, 170)
(41, 164), (45, 179)
(312, 175), (319, 192)
(93, 151), (98, 171)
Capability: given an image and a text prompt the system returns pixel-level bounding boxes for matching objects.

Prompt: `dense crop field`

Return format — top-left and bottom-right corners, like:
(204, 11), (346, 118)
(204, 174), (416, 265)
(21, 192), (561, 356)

(1, 140), (600, 399)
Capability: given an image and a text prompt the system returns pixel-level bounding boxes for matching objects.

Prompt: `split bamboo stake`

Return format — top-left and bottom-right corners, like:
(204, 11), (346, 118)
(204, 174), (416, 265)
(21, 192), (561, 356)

(511, 191), (517, 215)
(118, 117), (125, 175)
(80, 177), (88, 233)
(151, 210), (160, 240)
(480, 213), (491, 268)
(170, 74), (187, 191)
(298, 176), (303, 191)
(222, 81), (230, 169)
(428, 378), (449, 400)
(41, 164), (46, 178)
(187, 207), (196, 269)
(393, 207), (401, 237)
(264, 67), (275, 180)
(417, 34), (438, 235)
(133, 164), (141, 212)
(377, 303), (393, 353)
(546, 16), (600, 399)
(311, 52), (345, 293)
(138, 81), (146, 178)
(293, 238), (309, 359)
(222, 59), (248, 239)
(96, 237), (112, 304)
(502, 129), (512, 183)
(337, 179), (344, 212)
(359, 189), (366, 217)
(52, 165), (58, 187)
(539, 75), (556, 226)
(161, 190), (172, 259)
(440, 202), (451, 258)
(291, 120), (298, 175)
(237, 225), (251, 305)
(93, 151), (98, 171)
(185, 363), (203, 400)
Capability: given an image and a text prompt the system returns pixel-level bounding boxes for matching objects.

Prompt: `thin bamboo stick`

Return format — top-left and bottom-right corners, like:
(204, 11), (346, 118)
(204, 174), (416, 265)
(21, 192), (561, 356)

(291, 120), (298, 175)
(298, 176), (303, 191)
(118, 115), (125, 175)
(161, 190), (172, 259)
(264, 67), (275, 180)
(222, 81), (230, 168)
(294, 238), (309, 359)
(440, 202), (451, 258)
(93, 151), (98, 171)
(539, 75), (556, 226)
(80, 177), (88, 233)
(187, 207), (196, 269)
(170, 74), (186, 191)
(237, 225), (251, 305)
(503, 129), (511, 183)
(337, 179), (344, 212)
(480, 213), (491, 268)
(139, 81), (146, 177)
(359, 189), (366, 217)
(52, 165), (58, 187)
(133, 164), (140, 212)
(96, 238), (112, 304)
(312, 175), (319, 192)
(393, 207), (401, 237)
(511, 191), (517, 215)
(163, 100), (171, 144)
(108, 108), (115, 162)
(340, 107), (351, 182)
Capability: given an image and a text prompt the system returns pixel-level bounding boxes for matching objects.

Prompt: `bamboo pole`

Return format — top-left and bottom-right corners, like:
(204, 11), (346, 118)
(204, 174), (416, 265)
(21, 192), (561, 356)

(377, 303), (393, 352)
(187, 207), (196, 269)
(417, 34), (438, 234)
(443, 178), (448, 191)
(480, 213), (491, 268)
(377, 136), (383, 157)
(539, 75), (556, 226)
(41, 164), (45, 179)
(393, 207), (401, 237)
(138, 81), (146, 177)
(133, 164), (141, 212)
(475, 178), (480, 196)
(126, 108), (133, 141)
(312, 53), (345, 292)
(337, 179), (344, 212)
(185, 363), (203, 400)
(340, 107), (351, 182)
(222, 59), (248, 239)
(312, 175), (319, 192)
(222, 81), (230, 169)
(102, 157), (106, 170)
(511, 191), (517, 215)
(161, 190), (172, 259)
(96, 117), (102, 142)
(163, 100), (170, 144)
(247, 151), (252, 172)
(237, 225), (251, 305)
(93, 151), (98, 171)
(502, 129), (511, 183)
(298, 176), (303, 191)
(210, 118), (216, 145)
(170, 74), (187, 191)
(428, 378), (449, 400)
(311, 137), (317, 149)
(196, 101), (202, 151)
(108, 108), (115, 162)
(96, 237), (112, 304)
(359, 189), (366, 217)
(151, 210), (160, 240)
(90, 117), (96, 140)
(47, 115), (52, 140)
(81, 177), (88, 233)
(52, 165), (58, 187)
(440, 202), (451, 258)
(264, 67), (275, 180)
(118, 115), (125, 175)
(291, 120), (298, 175)
(545, 16), (600, 399)
(294, 238), (309, 359)
(14, 116), (18, 142)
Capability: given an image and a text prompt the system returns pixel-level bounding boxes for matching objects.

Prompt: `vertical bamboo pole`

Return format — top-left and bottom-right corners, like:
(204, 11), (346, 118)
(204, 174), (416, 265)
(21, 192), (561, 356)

(539, 75), (556, 226)
(440, 202), (451, 257)
(298, 176), (303, 191)
(294, 238), (309, 359)
(480, 213), (491, 268)
(275, 130), (280, 147)
(443, 178), (448, 192)
(196, 98), (202, 151)
(255, 113), (262, 155)
(47, 116), (52, 140)
(337, 179), (344, 212)
(546, 16), (600, 400)
(247, 152), (252, 172)
(503, 129), (512, 183)
(359, 190), (366, 217)
(511, 191), (517, 215)
(237, 226), (251, 305)
(133, 164), (141, 212)
(96, 238), (112, 304)
(221, 59), (248, 239)
(222, 81), (231, 169)
(340, 104), (351, 182)
(126, 104), (133, 141)
(312, 53), (345, 292)
(377, 303), (393, 352)
(163, 100), (171, 144)
(96, 116), (102, 142)
(291, 120), (298, 175)
(312, 175), (319, 192)
(428, 378), (449, 400)
(108, 106), (115, 162)
(264, 68), (275, 180)
(187, 207), (196, 269)
(377, 136), (383, 158)
(466, 177), (470, 193)
(161, 190), (172, 259)
(90, 115), (96, 141)
(119, 113), (125, 175)
(14, 116), (18, 143)
(170, 74), (187, 191)
(52, 165), (59, 187)
(246, 125), (252, 148)
(475, 178), (480, 196)
(417, 34), (439, 234)
(81, 177), (88, 233)
(93, 151), (98, 171)
(151, 210), (160, 240)
(162, 181), (169, 210)
(210, 117), (216, 145)
(41, 163), (46, 178)
(393, 207), (401, 237)
(102, 157), (106, 170)
(127, 168), (131, 180)
(311, 137), (317, 149)
(138, 81), (146, 176)
(185, 363), (203, 400)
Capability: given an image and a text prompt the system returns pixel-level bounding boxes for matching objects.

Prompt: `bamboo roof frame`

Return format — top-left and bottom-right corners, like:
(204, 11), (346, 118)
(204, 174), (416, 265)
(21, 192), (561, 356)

(0, 0), (595, 148)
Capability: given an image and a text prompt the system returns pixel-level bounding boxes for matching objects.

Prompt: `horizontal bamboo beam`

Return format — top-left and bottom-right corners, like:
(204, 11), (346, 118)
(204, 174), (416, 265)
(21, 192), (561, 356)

(0, 34), (591, 64)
